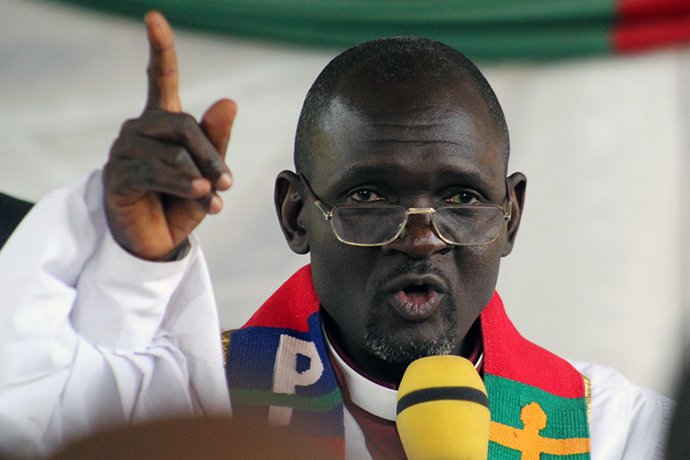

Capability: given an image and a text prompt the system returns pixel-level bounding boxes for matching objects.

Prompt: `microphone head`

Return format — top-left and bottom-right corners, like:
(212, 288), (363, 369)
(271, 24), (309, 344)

(396, 355), (490, 460)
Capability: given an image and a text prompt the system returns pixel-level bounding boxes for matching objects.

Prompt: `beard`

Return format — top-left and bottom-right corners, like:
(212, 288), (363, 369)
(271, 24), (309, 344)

(364, 292), (459, 364)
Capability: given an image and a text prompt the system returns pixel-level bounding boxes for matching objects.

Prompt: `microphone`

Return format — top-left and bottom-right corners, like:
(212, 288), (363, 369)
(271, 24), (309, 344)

(396, 355), (490, 460)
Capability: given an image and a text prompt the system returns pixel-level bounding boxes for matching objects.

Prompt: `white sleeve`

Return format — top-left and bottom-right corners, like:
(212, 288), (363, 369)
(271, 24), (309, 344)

(569, 360), (674, 460)
(0, 171), (231, 459)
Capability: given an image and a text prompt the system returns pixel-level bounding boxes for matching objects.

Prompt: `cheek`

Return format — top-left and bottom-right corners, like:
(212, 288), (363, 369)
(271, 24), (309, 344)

(449, 245), (503, 313)
(309, 238), (376, 330)
(456, 246), (501, 283)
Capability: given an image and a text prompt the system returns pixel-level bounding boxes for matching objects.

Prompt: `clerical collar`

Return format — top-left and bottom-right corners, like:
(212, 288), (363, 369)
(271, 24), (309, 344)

(322, 322), (483, 422)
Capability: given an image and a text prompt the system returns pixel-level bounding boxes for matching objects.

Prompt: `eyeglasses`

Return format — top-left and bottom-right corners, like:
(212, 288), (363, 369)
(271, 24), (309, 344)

(298, 174), (512, 247)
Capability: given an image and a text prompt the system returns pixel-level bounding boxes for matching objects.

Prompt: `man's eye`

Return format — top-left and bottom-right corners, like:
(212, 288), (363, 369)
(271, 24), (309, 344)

(350, 190), (384, 203)
(447, 192), (479, 205)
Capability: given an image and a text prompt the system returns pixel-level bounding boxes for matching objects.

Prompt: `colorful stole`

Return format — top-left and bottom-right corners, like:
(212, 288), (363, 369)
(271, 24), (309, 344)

(226, 266), (591, 459)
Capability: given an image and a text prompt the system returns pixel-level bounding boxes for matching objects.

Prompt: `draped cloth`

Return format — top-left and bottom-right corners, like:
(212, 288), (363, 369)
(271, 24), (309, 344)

(54, 0), (690, 60)
(226, 265), (591, 459)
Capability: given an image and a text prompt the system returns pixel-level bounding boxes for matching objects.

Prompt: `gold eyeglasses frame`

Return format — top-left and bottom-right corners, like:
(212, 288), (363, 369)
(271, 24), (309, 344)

(298, 173), (512, 248)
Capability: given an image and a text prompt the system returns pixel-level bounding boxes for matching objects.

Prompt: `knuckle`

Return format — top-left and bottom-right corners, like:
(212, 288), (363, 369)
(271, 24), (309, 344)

(133, 165), (177, 194)
(109, 133), (141, 161)
(146, 62), (164, 79)
(199, 157), (221, 178)
(129, 158), (154, 184)
(119, 118), (140, 134)
(104, 157), (147, 195)
(176, 113), (198, 136)
(108, 137), (129, 160)
(169, 146), (192, 168)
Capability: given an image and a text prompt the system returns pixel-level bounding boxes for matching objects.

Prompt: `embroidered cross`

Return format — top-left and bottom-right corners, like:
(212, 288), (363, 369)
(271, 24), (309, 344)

(489, 402), (590, 459)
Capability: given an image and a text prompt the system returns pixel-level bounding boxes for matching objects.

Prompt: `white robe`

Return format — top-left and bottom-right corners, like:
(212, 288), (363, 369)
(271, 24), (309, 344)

(0, 172), (674, 459)
(0, 171), (230, 458)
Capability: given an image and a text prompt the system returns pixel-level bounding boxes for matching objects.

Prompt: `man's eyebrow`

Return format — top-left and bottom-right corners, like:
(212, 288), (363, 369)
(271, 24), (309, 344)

(365, 139), (468, 147)
(366, 121), (447, 128)
(435, 169), (493, 190)
(330, 165), (491, 190)
(330, 165), (394, 185)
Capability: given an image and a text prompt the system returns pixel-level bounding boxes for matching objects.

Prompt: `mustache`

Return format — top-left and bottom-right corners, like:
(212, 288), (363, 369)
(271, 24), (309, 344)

(374, 259), (452, 293)
(366, 259), (459, 364)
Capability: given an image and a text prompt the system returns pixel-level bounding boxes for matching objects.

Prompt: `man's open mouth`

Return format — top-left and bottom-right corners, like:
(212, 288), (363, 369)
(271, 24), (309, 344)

(387, 279), (445, 322)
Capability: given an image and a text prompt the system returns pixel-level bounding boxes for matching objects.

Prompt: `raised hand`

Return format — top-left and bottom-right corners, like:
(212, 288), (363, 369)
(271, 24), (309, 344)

(103, 11), (237, 261)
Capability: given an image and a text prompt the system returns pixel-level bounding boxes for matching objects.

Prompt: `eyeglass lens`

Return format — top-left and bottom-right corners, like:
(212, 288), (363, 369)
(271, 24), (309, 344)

(433, 206), (505, 245)
(330, 205), (506, 246)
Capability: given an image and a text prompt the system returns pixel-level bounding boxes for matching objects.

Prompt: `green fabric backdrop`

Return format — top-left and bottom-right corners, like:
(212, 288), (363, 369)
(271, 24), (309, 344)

(55, 0), (689, 60)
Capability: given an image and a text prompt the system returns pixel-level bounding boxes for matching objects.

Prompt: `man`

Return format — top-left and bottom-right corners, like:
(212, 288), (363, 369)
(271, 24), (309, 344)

(0, 12), (671, 460)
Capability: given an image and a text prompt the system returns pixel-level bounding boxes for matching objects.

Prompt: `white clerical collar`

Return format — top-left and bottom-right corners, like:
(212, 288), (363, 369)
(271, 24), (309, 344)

(322, 323), (483, 422)
(323, 326), (399, 421)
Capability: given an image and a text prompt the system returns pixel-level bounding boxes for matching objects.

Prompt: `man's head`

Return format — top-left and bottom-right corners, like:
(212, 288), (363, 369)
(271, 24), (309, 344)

(275, 37), (526, 384)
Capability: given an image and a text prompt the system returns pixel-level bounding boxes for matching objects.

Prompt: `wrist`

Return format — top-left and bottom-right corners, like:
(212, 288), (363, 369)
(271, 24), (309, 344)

(159, 239), (191, 261)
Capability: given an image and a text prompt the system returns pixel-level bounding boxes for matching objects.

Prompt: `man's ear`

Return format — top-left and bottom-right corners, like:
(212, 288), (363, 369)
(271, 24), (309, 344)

(274, 170), (310, 254)
(502, 172), (527, 257)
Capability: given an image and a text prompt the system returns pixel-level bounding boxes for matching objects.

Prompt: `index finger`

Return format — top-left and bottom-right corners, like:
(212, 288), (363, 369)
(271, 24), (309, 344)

(144, 11), (182, 113)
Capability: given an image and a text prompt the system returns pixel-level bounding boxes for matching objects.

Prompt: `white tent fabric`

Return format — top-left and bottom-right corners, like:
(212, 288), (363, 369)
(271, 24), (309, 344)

(0, 0), (686, 397)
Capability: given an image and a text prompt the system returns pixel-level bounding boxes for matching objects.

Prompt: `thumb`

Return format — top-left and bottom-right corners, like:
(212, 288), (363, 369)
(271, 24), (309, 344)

(201, 98), (237, 161)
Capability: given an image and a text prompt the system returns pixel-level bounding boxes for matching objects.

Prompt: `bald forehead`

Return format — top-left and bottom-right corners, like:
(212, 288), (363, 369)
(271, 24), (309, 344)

(331, 72), (493, 124)
(308, 76), (505, 170)
(294, 36), (510, 175)
(296, 81), (508, 196)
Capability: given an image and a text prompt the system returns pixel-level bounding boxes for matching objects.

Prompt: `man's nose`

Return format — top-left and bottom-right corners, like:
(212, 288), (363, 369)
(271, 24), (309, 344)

(381, 213), (451, 258)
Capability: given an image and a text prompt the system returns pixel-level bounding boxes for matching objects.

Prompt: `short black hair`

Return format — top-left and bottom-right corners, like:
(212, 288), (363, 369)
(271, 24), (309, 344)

(294, 36), (510, 175)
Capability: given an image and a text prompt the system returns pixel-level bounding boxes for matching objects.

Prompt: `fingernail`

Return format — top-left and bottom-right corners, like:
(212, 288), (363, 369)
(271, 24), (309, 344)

(146, 11), (162, 25)
(191, 178), (210, 195)
(209, 196), (223, 214)
(217, 172), (232, 190)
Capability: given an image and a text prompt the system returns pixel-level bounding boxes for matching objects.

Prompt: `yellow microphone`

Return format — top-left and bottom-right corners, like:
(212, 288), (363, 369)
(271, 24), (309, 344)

(396, 355), (490, 460)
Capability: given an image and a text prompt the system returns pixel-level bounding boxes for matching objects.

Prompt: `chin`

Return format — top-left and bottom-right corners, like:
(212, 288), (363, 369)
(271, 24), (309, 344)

(364, 289), (460, 364)
(364, 323), (458, 364)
